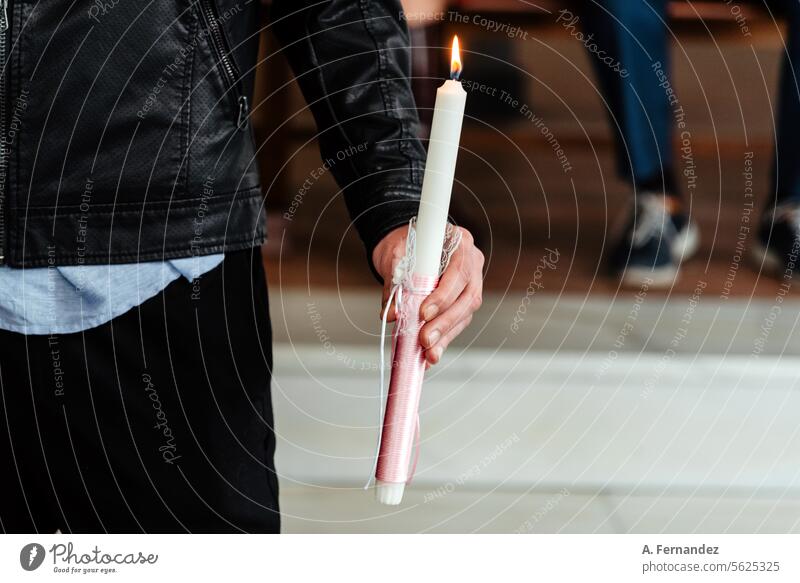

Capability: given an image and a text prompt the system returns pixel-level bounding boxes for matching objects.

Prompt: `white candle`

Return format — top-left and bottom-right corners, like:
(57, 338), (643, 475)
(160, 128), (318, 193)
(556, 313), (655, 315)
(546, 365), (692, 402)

(412, 38), (466, 277)
(374, 37), (467, 507)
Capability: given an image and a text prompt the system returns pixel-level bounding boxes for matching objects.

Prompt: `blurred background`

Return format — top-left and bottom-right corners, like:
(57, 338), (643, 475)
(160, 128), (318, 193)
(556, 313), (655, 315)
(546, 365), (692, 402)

(250, 0), (800, 532)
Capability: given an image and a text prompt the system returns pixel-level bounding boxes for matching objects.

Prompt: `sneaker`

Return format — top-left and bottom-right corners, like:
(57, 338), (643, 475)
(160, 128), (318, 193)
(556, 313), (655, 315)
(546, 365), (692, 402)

(752, 202), (800, 278)
(609, 193), (700, 288)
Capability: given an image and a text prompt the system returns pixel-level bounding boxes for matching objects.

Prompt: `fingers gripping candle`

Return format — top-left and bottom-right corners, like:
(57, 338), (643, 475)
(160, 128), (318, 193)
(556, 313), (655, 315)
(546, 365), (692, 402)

(375, 37), (466, 505)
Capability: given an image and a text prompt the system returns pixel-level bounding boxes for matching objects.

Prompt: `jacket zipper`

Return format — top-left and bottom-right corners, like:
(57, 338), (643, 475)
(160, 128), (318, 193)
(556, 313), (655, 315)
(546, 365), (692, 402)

(199, 0), (248, 130)
(0, 0), (8, 264)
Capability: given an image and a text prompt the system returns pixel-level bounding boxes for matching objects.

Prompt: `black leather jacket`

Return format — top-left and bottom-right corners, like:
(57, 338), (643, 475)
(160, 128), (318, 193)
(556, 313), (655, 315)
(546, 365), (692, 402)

(0, 0), (425, 267)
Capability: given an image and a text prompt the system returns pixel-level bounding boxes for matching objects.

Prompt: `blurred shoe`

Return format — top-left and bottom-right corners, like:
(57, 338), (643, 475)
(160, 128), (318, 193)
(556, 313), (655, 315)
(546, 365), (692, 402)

(752, 201), (800, 278)
(610, 193), (699, 288)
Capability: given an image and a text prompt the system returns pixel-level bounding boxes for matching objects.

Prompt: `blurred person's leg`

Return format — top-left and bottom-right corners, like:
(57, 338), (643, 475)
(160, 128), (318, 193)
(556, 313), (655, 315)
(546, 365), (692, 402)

(572, 0), (699, 287)
(755, 0), (800, 276)
(576, 0), (673, 190)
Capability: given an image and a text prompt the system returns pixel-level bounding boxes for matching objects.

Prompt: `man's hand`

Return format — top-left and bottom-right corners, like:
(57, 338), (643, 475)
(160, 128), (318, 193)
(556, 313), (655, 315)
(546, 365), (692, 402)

(372, 225), (484, 366)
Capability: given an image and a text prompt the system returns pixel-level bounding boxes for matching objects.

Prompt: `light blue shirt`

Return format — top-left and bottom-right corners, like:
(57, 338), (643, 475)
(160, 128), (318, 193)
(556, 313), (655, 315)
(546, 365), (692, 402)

(0, 254), (225, 335)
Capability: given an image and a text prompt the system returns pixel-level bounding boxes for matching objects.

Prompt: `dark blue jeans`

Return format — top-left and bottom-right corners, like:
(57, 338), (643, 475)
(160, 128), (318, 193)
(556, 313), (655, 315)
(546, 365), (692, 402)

(576, 0), (800, 203)
(0, 248), (280, 533)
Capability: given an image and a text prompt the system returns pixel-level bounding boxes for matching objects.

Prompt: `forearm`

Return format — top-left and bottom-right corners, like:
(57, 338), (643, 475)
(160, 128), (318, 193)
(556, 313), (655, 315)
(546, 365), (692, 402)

(270, 0), (427, 266)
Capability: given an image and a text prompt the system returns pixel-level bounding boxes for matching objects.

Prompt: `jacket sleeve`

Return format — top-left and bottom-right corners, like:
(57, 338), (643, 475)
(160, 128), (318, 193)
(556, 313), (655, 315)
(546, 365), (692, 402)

(270, 0), (426, 274)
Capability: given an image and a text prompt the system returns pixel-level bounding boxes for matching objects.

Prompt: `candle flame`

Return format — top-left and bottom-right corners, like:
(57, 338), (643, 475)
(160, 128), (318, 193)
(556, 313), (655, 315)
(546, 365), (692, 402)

(450, 35), (462, 80)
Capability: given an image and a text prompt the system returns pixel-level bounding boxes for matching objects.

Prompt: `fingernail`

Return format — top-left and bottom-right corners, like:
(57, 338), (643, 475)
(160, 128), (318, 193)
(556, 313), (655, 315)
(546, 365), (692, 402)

(428, 330), (441, 346)
(423, 304), (439, 320)
(431, 346), (443, 362)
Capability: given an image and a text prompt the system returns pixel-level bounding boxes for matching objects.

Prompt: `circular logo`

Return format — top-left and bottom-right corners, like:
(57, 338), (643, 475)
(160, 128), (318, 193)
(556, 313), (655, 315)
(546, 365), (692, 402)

(20, 543), (46, 571)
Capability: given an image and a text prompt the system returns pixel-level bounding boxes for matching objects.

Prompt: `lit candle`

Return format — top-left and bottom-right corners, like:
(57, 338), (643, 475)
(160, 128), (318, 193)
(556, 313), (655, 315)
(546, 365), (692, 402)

(413, 35), (466, 277)
(375, 37), (466, 506)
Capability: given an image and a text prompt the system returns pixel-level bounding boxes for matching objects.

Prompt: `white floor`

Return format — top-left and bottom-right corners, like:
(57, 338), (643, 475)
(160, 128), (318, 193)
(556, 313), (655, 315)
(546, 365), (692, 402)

(280, 487), (800, 534)
(271, 292), (800, 533)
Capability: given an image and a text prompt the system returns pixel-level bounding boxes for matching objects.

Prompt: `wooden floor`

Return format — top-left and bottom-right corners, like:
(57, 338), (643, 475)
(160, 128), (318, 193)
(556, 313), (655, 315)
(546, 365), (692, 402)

(261, 24), (797, 299)
(264, 142), (794, 299)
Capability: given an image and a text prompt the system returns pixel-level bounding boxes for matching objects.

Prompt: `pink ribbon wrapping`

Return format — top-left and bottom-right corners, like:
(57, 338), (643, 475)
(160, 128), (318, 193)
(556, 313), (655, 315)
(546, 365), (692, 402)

(375, 273), (439, 485)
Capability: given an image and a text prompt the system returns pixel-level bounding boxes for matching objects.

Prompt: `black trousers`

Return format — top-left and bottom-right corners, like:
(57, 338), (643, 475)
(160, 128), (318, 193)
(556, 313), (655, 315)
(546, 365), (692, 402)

(0, 248), (280, 533)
